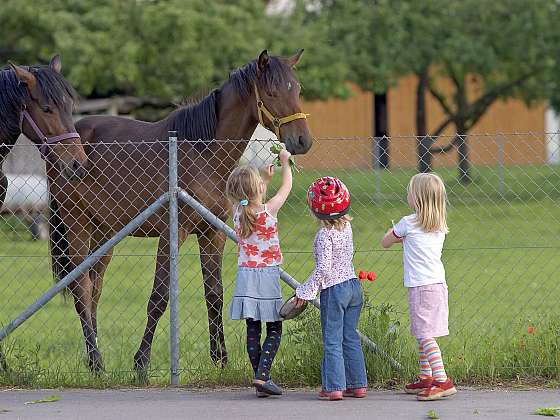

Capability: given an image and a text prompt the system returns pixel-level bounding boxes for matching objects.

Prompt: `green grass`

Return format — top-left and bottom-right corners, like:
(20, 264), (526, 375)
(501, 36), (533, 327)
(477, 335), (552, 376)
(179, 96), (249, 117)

(0, 164), (559, 388)
(535, 407), (560, 417)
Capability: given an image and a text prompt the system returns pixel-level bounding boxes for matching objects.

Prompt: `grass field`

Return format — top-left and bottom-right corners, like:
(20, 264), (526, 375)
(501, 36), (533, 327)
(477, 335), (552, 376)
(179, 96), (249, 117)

(0, 164), (559, 388)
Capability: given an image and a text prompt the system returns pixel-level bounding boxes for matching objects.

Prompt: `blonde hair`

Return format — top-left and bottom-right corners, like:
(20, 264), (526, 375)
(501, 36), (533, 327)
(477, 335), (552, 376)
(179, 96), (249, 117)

(318, 214), (353, 231)
(226, 165), (266, 238)
(407, 173), (449, 233)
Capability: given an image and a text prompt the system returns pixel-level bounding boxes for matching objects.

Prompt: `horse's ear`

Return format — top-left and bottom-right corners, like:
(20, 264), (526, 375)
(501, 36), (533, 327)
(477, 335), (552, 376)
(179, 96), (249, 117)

(8, 61), (37, 90)
(285, 49), (304, 68)
(257, 50), (269, 76)
(50, 54), (62, 73)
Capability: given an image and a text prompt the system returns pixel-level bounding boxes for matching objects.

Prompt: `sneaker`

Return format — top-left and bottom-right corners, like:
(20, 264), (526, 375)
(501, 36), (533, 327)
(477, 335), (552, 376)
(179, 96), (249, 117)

(404, 376), (433, 394)
(417, 378), (457, 401)
(318, 390), (344, 401)
(255, 389), (270, 398)
(343, 387), (367, 398)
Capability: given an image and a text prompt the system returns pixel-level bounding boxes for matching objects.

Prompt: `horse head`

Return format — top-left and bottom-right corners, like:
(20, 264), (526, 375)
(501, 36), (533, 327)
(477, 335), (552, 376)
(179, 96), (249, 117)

(252, 49), (313, 155)
(9, 55), (87, 181)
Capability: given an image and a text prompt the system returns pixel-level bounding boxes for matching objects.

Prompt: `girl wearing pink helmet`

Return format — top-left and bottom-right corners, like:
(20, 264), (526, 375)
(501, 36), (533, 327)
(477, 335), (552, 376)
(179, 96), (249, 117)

(295, 176), (368, 401)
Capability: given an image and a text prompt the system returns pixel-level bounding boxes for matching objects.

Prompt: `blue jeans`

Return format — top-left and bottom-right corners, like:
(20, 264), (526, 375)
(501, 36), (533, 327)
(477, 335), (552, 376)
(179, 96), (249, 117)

(320, 279), (368, 391)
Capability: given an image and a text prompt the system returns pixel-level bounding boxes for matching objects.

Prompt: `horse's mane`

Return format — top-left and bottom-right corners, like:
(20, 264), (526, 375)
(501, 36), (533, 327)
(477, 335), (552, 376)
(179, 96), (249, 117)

(0, 65), (78, 143)
(170, 57), (293, 148)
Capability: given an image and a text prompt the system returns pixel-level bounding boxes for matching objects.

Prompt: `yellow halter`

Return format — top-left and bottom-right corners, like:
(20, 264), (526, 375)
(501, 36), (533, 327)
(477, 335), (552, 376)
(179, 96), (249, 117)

(254, 82), (309, 139)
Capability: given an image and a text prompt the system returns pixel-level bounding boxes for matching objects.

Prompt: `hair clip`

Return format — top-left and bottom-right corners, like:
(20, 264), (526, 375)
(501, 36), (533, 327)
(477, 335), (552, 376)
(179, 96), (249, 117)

(239, 199), (249, 206)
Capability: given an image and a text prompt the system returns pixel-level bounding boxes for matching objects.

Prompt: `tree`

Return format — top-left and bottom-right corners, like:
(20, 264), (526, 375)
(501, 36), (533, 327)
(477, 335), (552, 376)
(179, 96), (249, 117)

(0, 1), (58, 64)
(390, 0), (559, 182)
(1, 0), (272, 101)
(276, 0), (559, 182)
(273, 0), (401, 167)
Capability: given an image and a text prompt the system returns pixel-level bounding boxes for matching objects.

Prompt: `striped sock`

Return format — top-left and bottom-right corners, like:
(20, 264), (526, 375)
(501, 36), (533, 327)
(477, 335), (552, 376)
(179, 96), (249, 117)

(417, 339), (432, 378)
(421, 338), (447, 382)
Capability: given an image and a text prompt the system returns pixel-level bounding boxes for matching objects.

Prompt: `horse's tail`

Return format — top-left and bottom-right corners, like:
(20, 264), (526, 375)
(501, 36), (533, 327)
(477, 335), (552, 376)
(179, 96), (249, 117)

(49, 193), (71, 296)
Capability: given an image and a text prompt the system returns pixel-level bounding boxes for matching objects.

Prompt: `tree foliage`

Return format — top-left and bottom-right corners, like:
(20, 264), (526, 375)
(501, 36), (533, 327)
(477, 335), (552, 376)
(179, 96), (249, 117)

(2, 0), (560, 181)
(299, 0), (560, 182)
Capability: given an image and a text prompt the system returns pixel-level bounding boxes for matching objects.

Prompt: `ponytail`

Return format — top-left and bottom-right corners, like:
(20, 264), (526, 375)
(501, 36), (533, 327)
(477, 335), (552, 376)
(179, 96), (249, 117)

(238, 204), (258, 238)
(226, 165), (265, 238)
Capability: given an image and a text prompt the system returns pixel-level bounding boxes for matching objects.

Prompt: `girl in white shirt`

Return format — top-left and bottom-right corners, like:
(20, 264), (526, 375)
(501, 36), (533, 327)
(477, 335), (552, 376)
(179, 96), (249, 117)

(381, 173), (457, 401)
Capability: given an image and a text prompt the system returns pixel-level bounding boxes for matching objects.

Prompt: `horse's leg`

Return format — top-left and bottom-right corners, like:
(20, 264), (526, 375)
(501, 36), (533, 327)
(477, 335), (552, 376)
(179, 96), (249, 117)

(89, 228), (114, 339)
(197, 227), (228, 367)
(66, 221), (103, 372)
(134, 230), (186, 374)
(0, 170), (7, 209)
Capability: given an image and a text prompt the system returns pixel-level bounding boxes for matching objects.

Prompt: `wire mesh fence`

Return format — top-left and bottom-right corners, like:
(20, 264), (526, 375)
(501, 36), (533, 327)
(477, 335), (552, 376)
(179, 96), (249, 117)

(0, 133), (558, 387)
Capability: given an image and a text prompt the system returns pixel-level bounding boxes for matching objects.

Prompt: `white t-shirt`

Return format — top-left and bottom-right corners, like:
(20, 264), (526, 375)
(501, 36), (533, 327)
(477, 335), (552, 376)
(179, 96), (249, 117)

(393, 214), (446, 288)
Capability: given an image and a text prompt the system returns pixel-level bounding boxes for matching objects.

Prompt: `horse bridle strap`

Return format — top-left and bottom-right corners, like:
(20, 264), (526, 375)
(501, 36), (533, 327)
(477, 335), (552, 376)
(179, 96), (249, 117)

(19, 109), (80, 158)
(254, 83), (308, 139)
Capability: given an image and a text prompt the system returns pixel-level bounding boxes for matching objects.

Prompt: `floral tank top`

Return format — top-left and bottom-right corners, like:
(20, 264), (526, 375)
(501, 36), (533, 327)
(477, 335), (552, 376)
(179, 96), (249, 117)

(234, 205), (283, 268)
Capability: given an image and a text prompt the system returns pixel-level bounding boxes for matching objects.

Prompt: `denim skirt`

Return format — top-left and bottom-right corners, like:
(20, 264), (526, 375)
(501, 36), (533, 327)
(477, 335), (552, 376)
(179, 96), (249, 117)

(229, 266), (283, 322)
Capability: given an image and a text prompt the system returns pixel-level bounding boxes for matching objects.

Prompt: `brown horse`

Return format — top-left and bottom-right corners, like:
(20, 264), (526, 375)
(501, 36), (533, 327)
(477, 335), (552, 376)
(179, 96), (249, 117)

(49, 50), (313, 373)
(0, 55), (88, 207)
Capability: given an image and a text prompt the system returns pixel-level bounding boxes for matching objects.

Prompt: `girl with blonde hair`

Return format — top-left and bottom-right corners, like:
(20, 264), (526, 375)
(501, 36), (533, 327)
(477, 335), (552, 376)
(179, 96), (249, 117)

(381, 172), (456, 401)
(225, 148), (292, 397)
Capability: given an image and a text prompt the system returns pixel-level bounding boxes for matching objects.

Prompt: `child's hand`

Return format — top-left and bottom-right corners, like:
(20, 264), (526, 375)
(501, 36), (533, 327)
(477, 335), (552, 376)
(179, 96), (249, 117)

(269, 142), (300, 172)
(294, 297), (307, 308)
(278, 149), (292, 167)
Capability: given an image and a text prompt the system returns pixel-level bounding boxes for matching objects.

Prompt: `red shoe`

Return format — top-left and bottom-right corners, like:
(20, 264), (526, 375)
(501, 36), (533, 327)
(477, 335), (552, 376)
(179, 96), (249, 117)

(417, 378), (457, 401)
(343, 387), (367, 398)
(404, 376), (433, 394)
(319, 390), (344, 401)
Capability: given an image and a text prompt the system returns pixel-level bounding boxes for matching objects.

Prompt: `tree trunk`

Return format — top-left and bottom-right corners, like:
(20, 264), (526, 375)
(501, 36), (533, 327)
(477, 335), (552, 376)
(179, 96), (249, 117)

(456, 123), (471, 184)
(416, 70), (432, 172)
(374, 93), (389, 169)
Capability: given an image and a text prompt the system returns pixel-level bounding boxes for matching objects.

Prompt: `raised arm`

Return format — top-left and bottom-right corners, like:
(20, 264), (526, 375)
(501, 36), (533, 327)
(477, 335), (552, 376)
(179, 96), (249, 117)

(266, 149), (293, 216)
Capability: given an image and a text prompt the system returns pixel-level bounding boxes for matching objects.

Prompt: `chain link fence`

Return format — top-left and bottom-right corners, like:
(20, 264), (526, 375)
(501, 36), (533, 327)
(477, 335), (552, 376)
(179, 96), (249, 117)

(0, 133), (558, 387)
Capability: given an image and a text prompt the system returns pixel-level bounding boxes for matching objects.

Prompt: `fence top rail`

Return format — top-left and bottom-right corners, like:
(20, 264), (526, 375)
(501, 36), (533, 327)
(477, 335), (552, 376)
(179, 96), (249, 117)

(5, 132), (559, 147)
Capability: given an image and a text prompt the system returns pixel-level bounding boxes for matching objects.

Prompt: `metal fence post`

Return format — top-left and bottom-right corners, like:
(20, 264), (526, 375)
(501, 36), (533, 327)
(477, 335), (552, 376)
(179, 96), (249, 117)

(168, 131), (180, 385)
(498, 134), (505, 197)
(372, 136), (382, 202)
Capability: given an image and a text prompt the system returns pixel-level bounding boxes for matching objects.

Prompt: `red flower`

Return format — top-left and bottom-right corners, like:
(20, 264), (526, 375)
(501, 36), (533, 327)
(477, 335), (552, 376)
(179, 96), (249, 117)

(256, 225), (277, 241)
(527, 326), (535, 334)
(367, 272), (377, 282)
(261, 245), (282, 265)
(255, 212), (267, 226)
(241, 260), (267, 268)
(358, 271), (367, 281)
(242, 243), (259, 257)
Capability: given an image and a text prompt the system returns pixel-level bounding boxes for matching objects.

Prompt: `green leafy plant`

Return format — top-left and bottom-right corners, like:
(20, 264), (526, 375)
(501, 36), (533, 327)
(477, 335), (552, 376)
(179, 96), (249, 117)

(25, 395), (61, 405)
(427, 409), (439, 419)
(534, 407), (560, 417)
(270, 143), (300, 172)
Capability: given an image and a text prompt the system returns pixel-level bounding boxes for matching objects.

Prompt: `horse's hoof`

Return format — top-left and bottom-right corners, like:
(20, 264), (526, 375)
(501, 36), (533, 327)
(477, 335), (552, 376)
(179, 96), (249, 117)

(89, 355), (104, 374)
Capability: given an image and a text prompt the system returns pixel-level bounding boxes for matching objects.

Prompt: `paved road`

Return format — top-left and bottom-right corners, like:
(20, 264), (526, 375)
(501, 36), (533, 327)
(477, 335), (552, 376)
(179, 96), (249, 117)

(0, 388), (558, 419)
